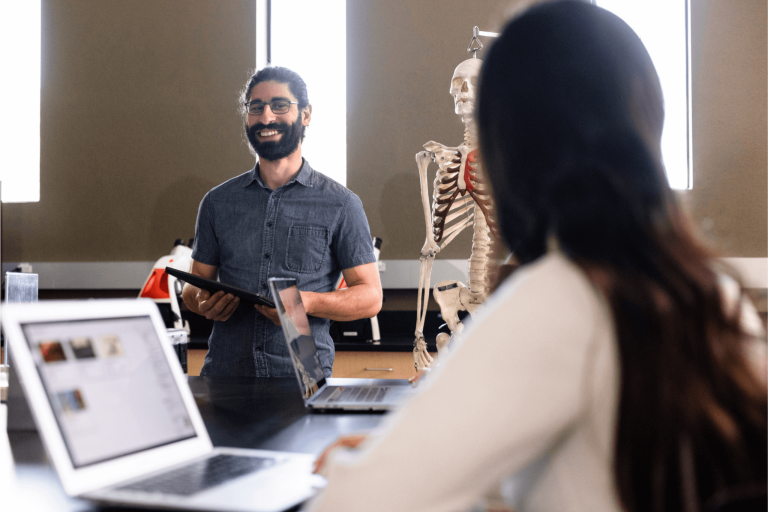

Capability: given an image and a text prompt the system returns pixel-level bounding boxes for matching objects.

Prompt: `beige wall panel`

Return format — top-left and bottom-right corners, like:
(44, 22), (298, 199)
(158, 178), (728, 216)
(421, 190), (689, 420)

(4, 0), (256, 262)
(350, 0), (767, 260)
(6, 0), (765, 268)
(347, 0), (519, 260)
(682, 0), (766, 256)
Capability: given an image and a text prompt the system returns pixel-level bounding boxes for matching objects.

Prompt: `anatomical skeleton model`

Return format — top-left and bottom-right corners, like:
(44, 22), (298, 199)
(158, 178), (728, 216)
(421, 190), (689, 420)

(413, 56), (499, 371)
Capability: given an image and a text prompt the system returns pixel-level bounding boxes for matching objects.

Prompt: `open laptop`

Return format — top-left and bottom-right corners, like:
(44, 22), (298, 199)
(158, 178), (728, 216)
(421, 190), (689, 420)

(2, 299), (324, 512)
(268, 278), (414, 411)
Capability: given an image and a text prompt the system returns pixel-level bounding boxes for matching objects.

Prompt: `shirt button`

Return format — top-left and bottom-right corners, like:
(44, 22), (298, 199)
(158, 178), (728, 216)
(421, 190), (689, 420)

(266, 222), (273, 227)
(264, 253), (270, 259)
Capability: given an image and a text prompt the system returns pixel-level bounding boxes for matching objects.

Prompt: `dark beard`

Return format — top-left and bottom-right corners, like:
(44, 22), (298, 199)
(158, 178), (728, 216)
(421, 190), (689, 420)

(246, 118), (305, 161)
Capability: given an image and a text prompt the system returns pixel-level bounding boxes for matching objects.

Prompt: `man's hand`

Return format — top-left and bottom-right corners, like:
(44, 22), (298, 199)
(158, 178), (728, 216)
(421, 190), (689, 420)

(196, 289), (239, 321)
(181, 259), (241, 322)
(254, 304), (281, 325)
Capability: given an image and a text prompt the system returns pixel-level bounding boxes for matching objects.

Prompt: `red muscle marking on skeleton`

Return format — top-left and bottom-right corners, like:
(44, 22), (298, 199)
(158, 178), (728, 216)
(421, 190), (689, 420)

(463, 150), (477, 192)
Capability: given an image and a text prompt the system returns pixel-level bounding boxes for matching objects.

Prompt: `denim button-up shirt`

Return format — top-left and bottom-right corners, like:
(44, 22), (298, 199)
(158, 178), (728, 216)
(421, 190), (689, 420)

(192, 159), (375, 377)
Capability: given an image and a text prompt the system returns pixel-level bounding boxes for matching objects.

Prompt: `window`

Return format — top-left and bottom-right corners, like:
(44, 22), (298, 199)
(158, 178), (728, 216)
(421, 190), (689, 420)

(596, 0), (692, 189)
(266, 0), (347, 186)
(0, 1), (41, 202)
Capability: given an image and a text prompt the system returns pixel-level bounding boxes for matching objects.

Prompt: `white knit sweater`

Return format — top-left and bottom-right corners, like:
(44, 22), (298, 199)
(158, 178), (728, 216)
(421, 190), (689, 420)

(305, 252), (766, 512)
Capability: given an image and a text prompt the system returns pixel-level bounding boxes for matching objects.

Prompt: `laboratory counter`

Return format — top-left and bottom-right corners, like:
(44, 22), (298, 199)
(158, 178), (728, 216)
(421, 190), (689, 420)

(6, 376), (393, 512)
(187, 309), (445, 353)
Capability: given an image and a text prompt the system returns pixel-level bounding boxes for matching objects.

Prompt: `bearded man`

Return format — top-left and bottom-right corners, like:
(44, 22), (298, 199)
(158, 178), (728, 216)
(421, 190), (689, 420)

(182, 66), (382, 377)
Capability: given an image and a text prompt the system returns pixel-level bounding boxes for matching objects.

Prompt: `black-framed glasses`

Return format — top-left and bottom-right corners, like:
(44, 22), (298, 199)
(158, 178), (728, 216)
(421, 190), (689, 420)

(245, 99), (298, 115)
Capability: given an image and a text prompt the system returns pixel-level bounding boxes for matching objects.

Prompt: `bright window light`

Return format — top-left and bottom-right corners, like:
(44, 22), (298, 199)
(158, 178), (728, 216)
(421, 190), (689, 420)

(0, 1), (41, 202)
(271, 0), (346, 187)
(597, 0), (692, 190)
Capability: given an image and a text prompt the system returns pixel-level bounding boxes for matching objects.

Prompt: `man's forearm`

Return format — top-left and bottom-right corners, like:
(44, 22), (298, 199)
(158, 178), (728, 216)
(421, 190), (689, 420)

(302, 284), (382, 322)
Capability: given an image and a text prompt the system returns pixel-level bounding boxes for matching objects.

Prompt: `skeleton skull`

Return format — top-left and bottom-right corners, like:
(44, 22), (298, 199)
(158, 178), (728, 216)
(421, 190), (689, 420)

(450, 58), (483, 116)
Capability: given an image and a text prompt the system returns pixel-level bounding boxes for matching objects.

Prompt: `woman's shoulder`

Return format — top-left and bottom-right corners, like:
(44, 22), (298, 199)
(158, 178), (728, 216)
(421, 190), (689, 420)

(494, 252), (600, 306)
(471, 252), (612, 345)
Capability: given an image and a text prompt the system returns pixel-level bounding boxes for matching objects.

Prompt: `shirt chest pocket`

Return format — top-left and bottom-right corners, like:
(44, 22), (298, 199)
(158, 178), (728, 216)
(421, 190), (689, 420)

(286, 225), (329, 274)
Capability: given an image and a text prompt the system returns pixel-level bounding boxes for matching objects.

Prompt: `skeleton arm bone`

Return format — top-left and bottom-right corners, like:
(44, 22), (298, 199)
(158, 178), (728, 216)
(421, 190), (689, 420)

(415, 255), (434, 340)
(414, 255), (435, 371)
(414, 141), (462, 371)
(416, 150), (441, 257)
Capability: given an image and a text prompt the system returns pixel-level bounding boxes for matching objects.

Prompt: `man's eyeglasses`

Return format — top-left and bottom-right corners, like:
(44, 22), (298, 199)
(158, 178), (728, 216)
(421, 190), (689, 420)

(245, 99), (298, 115)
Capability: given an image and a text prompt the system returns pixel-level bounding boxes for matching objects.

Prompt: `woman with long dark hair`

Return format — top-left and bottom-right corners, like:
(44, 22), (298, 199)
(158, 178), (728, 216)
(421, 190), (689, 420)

(306, 2), (766, 511)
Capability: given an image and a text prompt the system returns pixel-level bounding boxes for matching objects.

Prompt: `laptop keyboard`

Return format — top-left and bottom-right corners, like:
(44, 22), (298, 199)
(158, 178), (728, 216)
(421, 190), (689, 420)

(117, 454), (278, 496)
(326, 386), (389, 403)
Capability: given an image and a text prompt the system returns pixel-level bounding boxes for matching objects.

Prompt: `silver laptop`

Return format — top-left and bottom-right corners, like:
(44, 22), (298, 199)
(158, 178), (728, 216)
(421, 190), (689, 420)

(2, 299), (325, 512)
(268, 278), (414, 411)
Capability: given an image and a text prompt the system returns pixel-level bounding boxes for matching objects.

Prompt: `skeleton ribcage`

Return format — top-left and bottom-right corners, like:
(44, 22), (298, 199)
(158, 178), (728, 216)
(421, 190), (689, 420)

(431, 151), (497, 244)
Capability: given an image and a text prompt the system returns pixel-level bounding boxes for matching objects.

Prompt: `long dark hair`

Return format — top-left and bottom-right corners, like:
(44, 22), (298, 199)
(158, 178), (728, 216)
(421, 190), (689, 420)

(477, 2), (767, 510)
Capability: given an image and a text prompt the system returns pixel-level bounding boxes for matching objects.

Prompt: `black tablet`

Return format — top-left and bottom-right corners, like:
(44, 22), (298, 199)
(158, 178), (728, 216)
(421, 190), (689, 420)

(164, 267), (275, 308)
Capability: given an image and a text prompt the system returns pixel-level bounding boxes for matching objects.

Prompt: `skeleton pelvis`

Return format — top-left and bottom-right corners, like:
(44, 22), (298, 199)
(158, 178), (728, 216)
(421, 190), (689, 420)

(433, 280), (481, 334)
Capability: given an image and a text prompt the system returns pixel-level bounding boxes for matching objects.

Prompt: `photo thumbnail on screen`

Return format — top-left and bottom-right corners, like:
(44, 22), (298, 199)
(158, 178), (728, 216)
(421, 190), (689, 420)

(69, 337), (96, 359)
(39, 340), (67, 363)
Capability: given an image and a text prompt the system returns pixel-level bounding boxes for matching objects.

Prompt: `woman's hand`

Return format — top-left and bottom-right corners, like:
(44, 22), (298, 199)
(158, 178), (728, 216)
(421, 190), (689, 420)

(313, 434), (368, 474)
(408, 368), (430, 388)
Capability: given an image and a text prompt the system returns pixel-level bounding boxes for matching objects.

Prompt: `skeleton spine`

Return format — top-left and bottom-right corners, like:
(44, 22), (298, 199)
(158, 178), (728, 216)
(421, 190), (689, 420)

(467, 206), (492, 301)
(464, 118), (491, 301)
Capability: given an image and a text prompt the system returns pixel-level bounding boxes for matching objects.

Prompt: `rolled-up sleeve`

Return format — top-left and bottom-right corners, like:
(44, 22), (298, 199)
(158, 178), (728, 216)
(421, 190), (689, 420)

(191, 192), (219, 267)
(331, 192), (376, 271)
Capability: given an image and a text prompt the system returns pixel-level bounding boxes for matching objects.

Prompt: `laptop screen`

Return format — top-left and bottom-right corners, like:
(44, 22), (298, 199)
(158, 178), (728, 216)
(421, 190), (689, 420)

(20, 315), (197, 468)
(269, 279), (327, 399)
